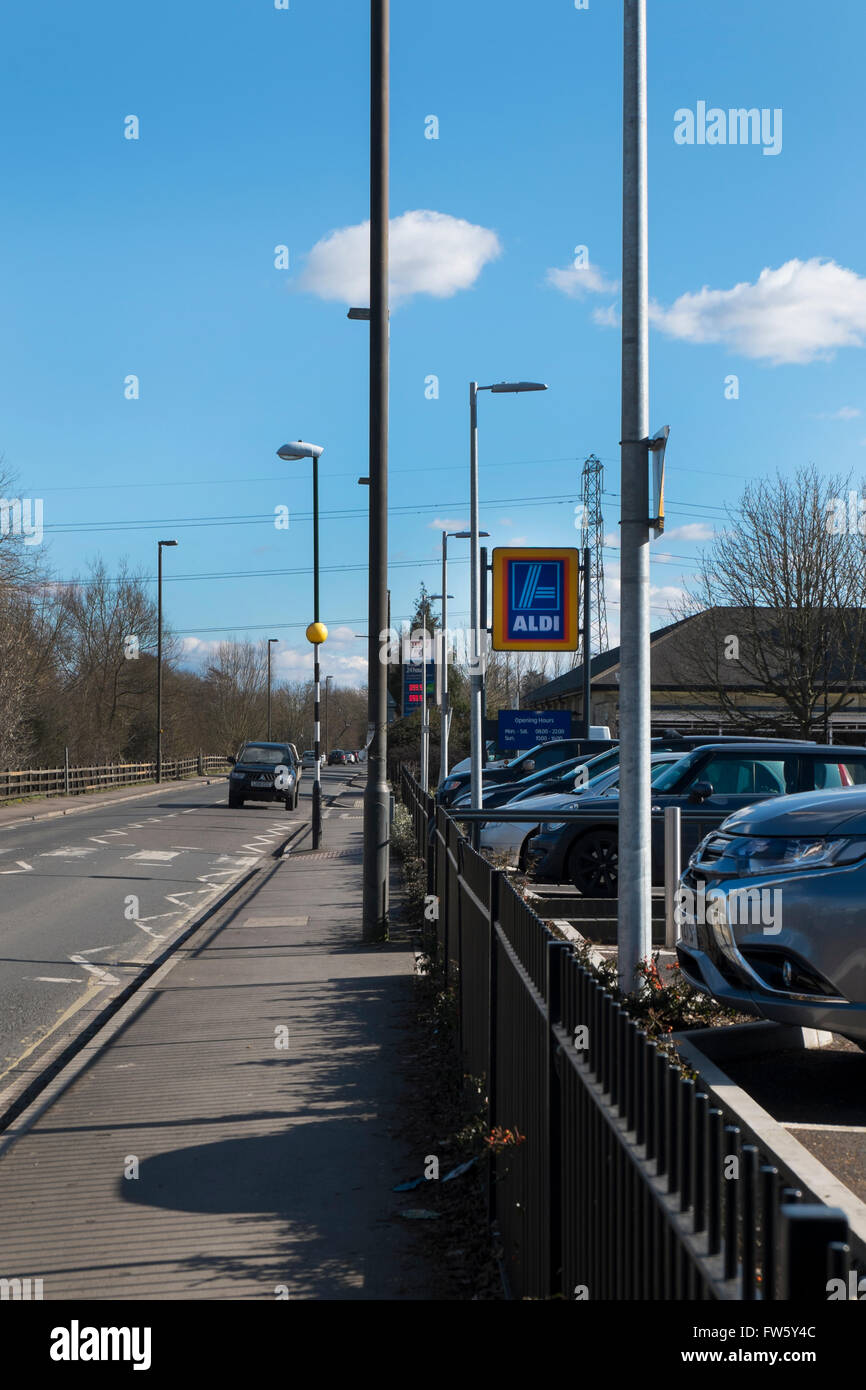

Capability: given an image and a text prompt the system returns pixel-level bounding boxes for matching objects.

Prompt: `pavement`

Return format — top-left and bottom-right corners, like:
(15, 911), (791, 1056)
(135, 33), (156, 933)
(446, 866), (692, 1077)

(0, 769), (434, 1300)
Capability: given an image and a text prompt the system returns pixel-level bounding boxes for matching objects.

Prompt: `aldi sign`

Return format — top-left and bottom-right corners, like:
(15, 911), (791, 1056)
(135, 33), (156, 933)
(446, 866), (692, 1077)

(492, 547), (579, 651)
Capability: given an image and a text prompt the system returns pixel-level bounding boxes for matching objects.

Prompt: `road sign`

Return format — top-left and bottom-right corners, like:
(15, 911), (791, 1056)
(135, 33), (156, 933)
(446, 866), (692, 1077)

(497, 709), (574, 750)
(492, 547), (580, 651)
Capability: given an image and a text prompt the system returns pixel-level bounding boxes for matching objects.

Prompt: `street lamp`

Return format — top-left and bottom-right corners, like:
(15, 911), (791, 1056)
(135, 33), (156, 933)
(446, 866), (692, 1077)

(468, 382), (547, 811)
(277, 440), (326, 847)
(433, 528), (487, 788)
(156, 539), (178, 784)
(266, 638), (279, 740)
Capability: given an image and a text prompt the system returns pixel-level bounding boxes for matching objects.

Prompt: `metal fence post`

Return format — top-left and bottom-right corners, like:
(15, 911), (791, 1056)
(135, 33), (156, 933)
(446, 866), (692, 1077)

(781, 1205), (849, 1300)
(64, 746), (70, 797)
(664, 805), (682, 948)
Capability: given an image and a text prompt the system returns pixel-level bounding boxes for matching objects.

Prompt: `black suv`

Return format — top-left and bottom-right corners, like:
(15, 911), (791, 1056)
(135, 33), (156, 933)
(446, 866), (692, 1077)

(527, 741), (866, 896)
(227, 741), (301, 811)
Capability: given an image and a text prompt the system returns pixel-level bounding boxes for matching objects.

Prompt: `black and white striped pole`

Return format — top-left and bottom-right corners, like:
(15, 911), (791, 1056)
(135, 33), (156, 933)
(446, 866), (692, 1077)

(277, 440), (326, 848)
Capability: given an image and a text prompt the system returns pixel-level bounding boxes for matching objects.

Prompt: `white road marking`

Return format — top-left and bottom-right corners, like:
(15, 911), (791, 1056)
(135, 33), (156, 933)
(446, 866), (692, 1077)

(132, 921), (167, 940)
(39, 846), (98, 858)
(89, 837), (112, 845)
(165, 891), (197, 907)
(33, 977), (85, 984)
(124, 850), (181, 862)
(0, 860), (32, 874)
(784, 1122), (866, 1134)
(212, 855), (259, 869)
(68, 955), (120, 985)
(104, 829), (127, 837)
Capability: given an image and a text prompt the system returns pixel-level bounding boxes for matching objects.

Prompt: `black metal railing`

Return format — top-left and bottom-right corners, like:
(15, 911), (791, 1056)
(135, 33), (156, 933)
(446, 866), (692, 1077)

(400, 767), (866, 1302)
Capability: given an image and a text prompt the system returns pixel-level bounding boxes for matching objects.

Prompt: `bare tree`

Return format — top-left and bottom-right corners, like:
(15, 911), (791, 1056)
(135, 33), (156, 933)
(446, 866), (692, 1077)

(676, 467), (866, 738)
(205, 639), (267, 753)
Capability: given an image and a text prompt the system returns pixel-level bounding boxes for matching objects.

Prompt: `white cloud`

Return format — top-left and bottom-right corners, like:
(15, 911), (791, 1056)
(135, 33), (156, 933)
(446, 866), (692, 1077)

(547, 263), (619, 298)
(593, 303), (621, 328)
(511, 536), (528, 545)
(814, 406), (861, 420)
(661, 522), (715, 542)
(298, 210), (502, 305)
(603, 531), (620, 548)
(430, 516), (469, 531)
(649, 258), (866, 365)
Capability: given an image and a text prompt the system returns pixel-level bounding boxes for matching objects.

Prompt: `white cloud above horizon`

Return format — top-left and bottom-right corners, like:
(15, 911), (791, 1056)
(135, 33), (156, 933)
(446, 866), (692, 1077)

(297, 210), (502, 305)
(648, 258), (866, 365)
(546, 262), (620, 299)
(814, 406), (861, 420)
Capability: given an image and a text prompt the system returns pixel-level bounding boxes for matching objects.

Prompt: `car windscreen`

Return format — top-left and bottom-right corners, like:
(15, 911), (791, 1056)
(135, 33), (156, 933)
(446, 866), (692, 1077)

(651, 751), (701, 791)
(239, 746), (290, 766)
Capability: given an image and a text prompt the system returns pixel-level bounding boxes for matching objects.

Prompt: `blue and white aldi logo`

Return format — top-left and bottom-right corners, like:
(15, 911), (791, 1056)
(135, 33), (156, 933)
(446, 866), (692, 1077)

(492, 548), (579, 651)
(509, 560), (562, 635)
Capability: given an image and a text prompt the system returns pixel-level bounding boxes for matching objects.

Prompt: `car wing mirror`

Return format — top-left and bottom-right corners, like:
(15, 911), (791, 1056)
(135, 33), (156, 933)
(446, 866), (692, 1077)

(688, 780), (713, 803)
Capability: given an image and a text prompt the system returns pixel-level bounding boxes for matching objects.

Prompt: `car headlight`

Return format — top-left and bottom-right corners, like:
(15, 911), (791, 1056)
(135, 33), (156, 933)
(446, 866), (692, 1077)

(441, 778), (460, 793)
(229, 770), (243, 779)
(693, 833), (866, 876)
(539, 822), (566, 834)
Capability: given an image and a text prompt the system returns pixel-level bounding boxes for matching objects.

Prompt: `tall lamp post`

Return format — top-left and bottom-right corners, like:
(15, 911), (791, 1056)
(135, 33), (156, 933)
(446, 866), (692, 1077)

(156, 539), (178, 783)
(432, 527), (486, 787)
(468, 382), (547, 811)
(278, 440), (326, 848)
(266, 638), (279, 740)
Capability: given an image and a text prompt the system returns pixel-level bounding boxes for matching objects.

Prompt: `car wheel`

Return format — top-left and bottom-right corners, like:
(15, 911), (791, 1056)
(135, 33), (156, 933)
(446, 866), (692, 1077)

(567, 830), (619, 897)
(228, 793), (244, 808)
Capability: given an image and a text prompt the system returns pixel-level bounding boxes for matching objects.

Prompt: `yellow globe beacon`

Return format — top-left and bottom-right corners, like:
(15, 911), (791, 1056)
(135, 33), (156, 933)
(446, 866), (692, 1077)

(306, 621), (328, 645)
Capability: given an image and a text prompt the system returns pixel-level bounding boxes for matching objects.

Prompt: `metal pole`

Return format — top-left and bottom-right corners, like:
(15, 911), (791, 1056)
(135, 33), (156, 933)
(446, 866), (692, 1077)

(420, 630), (428, 792)
(480, 544), (489, 765)
(440, 530), (449, 787)
(312, 454), (322, 848)
(64, 745), (70, 797)
(664, 805), (682, 949)
(157, 542), (163, 784)
(267, 641), (272, 740)
(363, 0), (390, 940)
(469, 381), (483, 810)
(618, 0), (652, 993)
(583, 546), (592, 739)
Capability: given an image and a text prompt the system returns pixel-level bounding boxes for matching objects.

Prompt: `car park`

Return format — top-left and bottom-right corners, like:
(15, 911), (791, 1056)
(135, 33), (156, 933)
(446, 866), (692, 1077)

(478, 752), (685, 867)
(451, 748), (624, 811)
(437, 738), (617, 807)
(675, 785), (866, 1046)
(526, 742), (866, 896)
(227, 741), (301, 810)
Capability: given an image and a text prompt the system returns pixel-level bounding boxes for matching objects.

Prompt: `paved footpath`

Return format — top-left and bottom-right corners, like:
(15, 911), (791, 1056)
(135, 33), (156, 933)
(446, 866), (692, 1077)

(0, 773), (434, 1300)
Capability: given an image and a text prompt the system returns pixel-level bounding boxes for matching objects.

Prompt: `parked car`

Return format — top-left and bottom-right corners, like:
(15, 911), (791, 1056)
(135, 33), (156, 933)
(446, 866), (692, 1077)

(438, 732), (811, 811)
(451, 748), (624, 811)
(302, 750), (318, 770)
(438, 738), (615, 807)
(478, 752), (685, 867)
(676, 785), (866, 1046)
(526, 742), (866, 896)
(328, 749), (348, 765)
(227, 741), (301, 810)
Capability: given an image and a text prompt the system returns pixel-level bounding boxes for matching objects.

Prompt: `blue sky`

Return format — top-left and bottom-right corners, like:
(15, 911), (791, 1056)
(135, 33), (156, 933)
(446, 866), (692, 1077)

(1, 0), (864, 684)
